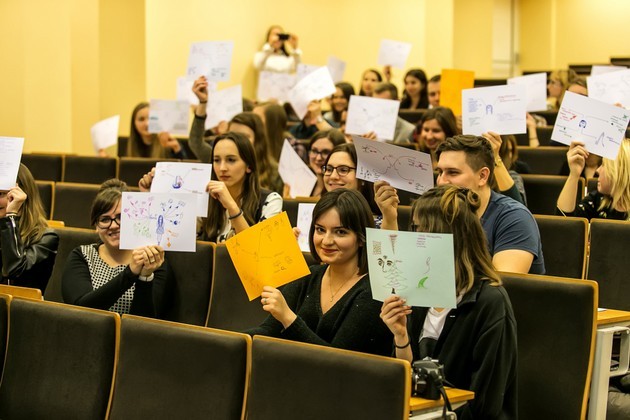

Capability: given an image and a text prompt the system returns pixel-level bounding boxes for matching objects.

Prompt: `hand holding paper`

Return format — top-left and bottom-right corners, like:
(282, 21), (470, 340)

(0, 137), (24, 190)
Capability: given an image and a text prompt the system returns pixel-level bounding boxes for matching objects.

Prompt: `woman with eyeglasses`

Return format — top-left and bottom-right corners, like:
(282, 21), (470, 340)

(302, 129), (346, 198)
(62, 179), (173, 317)
(380, 185), (517, 419)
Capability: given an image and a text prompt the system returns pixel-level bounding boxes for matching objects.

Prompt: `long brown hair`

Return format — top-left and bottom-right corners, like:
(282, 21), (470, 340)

(201, 132), (260, 241)
(15, 164), (48, 247)
(127, 102), (169, 158)
(411, 185), (501, 295)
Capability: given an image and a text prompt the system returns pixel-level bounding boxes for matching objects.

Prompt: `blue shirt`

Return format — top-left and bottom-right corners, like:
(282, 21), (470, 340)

(481, 191), (545, 274)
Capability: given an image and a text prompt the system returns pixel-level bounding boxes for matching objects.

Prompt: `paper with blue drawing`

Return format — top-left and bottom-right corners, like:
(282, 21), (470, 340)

(205, 85), (243, 130)
(0, 137), (24, 190)
(462, 84), (527, 135)
(345, 95), (400, 141)
(148, 99), (190, 136)
(186, 40), (233, 82)
(353, 135), (434, 195)
(367, 228), (457, 309)
(551, 91), (629, 160)
(150, 162), (213, 217)
(278, 140), (317, 198)
(120, 192), (197, 252)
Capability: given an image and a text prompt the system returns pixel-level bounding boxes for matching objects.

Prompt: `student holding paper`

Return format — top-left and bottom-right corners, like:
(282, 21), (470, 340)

(400, 68), (429, 110)
(0, 164), (59, 292)
(253, 25), (301, 74)
(372, 82), (416, 144)
(556, 139), (630, 220)
(304, 129), (346, 198)
(380, 184), (517, 419)
(127, 102), (188, 159)
(288, 100), (334, 140)
(61, 179), (173, 317)
(323, 82), (355, 127)
(253, 102), (303, 162)
(248, 188), (392, 356)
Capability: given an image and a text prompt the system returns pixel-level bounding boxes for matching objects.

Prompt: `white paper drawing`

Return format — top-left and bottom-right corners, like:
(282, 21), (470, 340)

(186, 41), (234, 82)
(377, 39), (412, 69)
(205, 85), (243, 130)
(507, 72), (547, 112)
(90, 115), (119, 153)
(367, 228), (456, 309)
(587, 68), (630, 107)
(150, 162), (213, 217)
(278, 140), (317, 198)
(591, 65), (627, 77)
(345, 95), (400, 141)
(551, 91), (630, 160)
(327, 56), (346, 84)
(288, 67), (336, 120)
(297, 64), (321, 82)
(148, 99), (190, 136)
(296, 203), (316, 252)
(257, 71), (297, 103)
(462, 84), (527, 135)
(120, 192), (197, 252)
(353, 135), (434, 195)
(0, 137), (24, 190)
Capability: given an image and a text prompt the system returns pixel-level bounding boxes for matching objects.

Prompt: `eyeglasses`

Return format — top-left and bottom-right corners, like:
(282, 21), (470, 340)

(321, 164), (356, 176)
(97, 215), (121, 229)
(309, 148), (332, 159)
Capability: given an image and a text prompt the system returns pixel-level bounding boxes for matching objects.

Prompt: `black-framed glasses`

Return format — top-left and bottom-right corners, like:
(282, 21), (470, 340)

(97, 215), (121, 229)
(309, 148), (332, 159)
(321, 164), (356, 176)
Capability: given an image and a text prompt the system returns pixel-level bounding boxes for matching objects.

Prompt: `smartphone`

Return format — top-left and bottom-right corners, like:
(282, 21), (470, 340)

(278, 33), (290, 41)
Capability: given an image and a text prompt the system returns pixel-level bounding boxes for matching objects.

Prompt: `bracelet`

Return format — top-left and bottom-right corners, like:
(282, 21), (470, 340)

(395, 338), (411, 349)
(199, 100), (208, 104)
(138, 273), (155, 282)
(228, 208), (243, 220)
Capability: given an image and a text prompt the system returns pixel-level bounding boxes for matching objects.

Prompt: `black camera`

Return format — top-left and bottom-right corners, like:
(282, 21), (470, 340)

(411, 359), (446, 400)
(278, 33), (290, 41)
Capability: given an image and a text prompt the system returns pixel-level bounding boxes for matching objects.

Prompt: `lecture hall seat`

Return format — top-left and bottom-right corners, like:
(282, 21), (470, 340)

(534, 214), (588, 279)
(63, 155), (118, 184)
(51, 182), (101, 229)
(517, 147), (568, 175)
(21, 153), (64, 182)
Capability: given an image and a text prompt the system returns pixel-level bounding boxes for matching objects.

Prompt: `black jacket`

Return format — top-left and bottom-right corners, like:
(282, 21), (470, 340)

(0, 215), (59, 292)
(408, 279), (518, 419)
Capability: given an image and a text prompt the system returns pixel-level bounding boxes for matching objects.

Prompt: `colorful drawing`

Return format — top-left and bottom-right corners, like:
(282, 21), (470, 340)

(151, 162), (212, 217)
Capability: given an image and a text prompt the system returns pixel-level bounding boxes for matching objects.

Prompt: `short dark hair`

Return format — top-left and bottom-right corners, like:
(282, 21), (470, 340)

(308, 129), (346, 150)
(374, 82), (399, 100)
(91, 179), (128, 226)
(309, 188), (375, 274)
(429, 74), (441, 83)
(436, 135), (494, 179)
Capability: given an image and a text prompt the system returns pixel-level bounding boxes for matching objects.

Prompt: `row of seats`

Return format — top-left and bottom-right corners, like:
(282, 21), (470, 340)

(0, 295), (410, 419)
(0, 270), (598, 419)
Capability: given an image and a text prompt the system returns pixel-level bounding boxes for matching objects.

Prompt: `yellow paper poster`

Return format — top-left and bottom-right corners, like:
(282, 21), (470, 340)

(226, 211), (311, 300)
(440, 69), (475, 116)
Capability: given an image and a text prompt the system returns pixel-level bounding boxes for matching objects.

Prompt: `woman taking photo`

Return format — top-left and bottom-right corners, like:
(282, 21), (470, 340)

(556, 139), (630, 220)
(253, 25), (301, 74)
(0, 163), (58, 292)
(380, 184), (517, 418)
(127, 102), (188, 159)
(62, 179), (173, 317)
(248, 188), (392, 356)
(400, 68), (429, 110)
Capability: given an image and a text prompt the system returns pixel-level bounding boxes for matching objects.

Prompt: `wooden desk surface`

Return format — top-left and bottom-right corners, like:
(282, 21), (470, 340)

(409, 387), (474, 411)
(597, 309), (630, 326)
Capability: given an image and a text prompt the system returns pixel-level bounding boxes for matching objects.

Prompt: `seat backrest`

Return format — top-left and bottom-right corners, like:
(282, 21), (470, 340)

(118, 157), (177, 187)
(51, 182), (101, 228)
(586, 177), (598, 194)
(533, 111), (558, 126)
(521, 174), (584, 215)
(247, 336), (410, 420)
(0, 284), (42, 300)
(162, 241), (214, 326)
(536, 126), (553, 146)
(398, 109), (425, 125)
(206, 245), (268, 331)
(0, 298), (119, 419)
(35, 180), (55, 219)
(45, 227), (99, 302)
(588, 219), (630, 310)
(517, 146), (568, 175)
(21, 153), (64, 182)
(109, 315), (250, 420)
(397, 205), (412, 231)
(0, 294), (10, 380)
(534, 215), (588, 278)
(501, 272), (596, 419)
(282, 199), (300, 227)
(63, 155), (118, 184)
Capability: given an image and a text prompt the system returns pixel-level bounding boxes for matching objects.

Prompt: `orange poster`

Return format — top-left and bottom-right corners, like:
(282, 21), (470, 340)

(226, 212), (310, 300)
(440, 69), (475, 116)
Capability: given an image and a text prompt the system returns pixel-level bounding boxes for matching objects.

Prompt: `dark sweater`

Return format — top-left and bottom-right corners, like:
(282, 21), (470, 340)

(408, 279), (518, 419)
(246, 264), (393, 356)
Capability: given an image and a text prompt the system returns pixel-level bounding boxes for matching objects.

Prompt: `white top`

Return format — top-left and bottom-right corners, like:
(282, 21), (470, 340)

(420, 293), (464, 341)
(254, 43), (302, 73)
(216, 192), (283, 242)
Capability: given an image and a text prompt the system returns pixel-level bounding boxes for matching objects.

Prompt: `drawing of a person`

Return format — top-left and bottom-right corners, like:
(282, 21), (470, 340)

(485, 104), (493, 115)
(156, 215), (165, 245)
(579, 120), (587, 129)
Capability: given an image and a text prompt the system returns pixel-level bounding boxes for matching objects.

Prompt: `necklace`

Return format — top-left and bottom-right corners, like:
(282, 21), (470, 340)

(327, 270), (353, 303)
